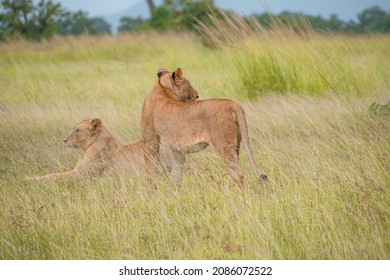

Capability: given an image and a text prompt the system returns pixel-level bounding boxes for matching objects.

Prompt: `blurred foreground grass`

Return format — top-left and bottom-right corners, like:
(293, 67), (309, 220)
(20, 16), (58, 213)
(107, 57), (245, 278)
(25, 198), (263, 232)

(0, 30), (389, 259)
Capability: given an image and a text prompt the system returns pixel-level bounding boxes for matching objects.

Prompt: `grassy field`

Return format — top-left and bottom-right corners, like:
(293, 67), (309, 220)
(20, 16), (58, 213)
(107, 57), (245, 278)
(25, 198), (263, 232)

(0, 25), (389, 259)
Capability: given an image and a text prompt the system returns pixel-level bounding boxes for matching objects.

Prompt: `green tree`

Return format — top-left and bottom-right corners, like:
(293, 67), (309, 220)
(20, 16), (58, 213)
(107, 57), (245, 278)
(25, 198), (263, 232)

(176, 0), (217, 30)
(357, 6), (390, 32)
(253, 11), (346, 33)
(87, 17), (111, 34)
(58, 11), (111, 35)
(58, 10), (88, 35)
(327, 14), (344, 31)
(145, 0), (156, 14)
(0, 0), (64, 40)
(148, 0), (218, 31)
(344, 20), (359, 33)
(150, 5), (173, 30)
(118, 16), (147, 33)
(253, 13), (273, 28)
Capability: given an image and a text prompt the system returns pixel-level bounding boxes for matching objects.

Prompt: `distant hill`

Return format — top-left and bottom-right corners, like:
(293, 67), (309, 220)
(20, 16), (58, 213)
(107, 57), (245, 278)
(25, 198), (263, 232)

(104, 0), (161, 32)
(104, 0), (390, 33)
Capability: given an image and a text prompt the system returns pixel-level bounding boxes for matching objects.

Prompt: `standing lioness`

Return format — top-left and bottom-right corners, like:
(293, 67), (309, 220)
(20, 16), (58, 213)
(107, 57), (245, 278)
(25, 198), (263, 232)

(141, 67), (266, 186)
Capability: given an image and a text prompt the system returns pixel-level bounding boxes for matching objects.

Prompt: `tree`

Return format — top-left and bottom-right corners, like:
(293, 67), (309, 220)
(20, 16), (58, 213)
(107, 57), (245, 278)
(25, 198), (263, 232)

(176, 0), (217, 30)
(58, 11), (111, 35)
(0, 0), (64, 40)
(357, 6), (390, 32)
(146, 0), (156, 14)
(150, 5), (173, 30)
(118, 16), (147, 33)
(344, 20), (359, 33)
(87, 17), (111, 34)
(254, 13), (273, 28)
(57, 10), (89, 35)
(327, 14), (344, 31)
(251, 7), (390, 34)
(148, 0), (218, 31)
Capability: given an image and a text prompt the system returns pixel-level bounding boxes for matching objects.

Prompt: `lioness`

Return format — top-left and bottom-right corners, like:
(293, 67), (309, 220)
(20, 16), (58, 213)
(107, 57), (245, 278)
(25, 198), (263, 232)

(141, 67), (267, 186)
(27, 118), (158, 180)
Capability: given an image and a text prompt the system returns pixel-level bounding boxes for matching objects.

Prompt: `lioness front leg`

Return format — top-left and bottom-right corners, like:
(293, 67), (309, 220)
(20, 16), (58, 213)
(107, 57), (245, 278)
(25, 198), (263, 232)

(171, 149), (185, 187)
(143, 140), (160, 189)
(26, 170), (78, 181)
(27, 148), (101, 181)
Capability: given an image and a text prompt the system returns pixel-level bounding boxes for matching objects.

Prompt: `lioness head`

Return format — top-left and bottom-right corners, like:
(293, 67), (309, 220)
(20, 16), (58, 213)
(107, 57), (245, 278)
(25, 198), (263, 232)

(64, 118), (102, 150)
(157, 67), (199, 102)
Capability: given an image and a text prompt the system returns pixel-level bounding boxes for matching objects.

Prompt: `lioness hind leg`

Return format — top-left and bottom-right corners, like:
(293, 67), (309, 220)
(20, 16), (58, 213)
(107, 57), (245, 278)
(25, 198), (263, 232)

(211, 120), (244, 186)
(225, 154), (244, 186)
(214, 144), (244, 186)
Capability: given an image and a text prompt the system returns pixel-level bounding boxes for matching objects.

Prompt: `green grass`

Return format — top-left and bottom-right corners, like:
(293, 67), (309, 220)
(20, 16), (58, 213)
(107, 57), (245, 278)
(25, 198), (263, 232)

(0, 29), (389, 259)
(197, 13), (390, 98)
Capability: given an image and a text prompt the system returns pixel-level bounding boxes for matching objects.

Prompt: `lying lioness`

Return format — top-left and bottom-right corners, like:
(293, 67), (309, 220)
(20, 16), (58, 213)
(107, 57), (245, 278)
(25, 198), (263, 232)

(27, 118), (173, 180)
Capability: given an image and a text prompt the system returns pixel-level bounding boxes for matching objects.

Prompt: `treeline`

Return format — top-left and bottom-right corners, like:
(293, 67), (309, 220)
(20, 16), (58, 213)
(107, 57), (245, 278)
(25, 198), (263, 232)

(119, 0), (217, 32)
(119, 0), (390, 34)
(252, 6), (390, 33)
(1, 0), (390, 41)
(0, 0), (111, 41)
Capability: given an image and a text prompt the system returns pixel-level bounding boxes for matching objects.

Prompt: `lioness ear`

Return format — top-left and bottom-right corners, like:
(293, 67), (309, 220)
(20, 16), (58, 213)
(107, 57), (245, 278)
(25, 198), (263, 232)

(176, 67), (183, 79)
(157, 68), (168, 78)
(90, 118), (102, 132)
(172, 67), (183, 80)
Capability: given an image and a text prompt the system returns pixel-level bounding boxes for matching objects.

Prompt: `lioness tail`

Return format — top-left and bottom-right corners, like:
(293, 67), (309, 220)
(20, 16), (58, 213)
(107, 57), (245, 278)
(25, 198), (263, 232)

(233, 103), (261, 178)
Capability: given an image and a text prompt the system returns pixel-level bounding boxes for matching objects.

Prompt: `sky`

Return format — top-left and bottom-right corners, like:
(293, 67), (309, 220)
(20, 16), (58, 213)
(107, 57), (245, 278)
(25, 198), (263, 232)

(51, 0), (139, 16)
(45, 0), (390, 20)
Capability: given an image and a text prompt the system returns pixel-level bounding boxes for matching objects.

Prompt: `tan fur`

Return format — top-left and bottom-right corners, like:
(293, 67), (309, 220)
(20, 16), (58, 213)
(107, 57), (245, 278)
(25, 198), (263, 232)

(27, 119), (172, 180)
(141, 67), (266, 186)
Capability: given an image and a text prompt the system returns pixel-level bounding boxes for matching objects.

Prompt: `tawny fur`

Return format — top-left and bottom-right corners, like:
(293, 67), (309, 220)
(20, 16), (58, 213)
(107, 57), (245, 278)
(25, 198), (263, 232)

(27, 72), (199, 181)
(141, 67), (265, 186)
(27, 119), (172, 180)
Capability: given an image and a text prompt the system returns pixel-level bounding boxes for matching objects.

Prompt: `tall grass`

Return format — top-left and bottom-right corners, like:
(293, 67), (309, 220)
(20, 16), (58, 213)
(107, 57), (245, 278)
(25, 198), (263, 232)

(0, 30), (389, 259)
(196, 13), (390, 98)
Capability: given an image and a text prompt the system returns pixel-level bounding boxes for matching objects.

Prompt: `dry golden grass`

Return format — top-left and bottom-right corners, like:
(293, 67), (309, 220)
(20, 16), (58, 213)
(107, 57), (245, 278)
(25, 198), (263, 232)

(0, 29), (389, 259)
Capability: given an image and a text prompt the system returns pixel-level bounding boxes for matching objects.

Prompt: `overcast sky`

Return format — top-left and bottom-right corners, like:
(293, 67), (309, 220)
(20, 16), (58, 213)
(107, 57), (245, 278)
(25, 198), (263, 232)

(44, 0), (390, 20)
(50, 0), (139, 16)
